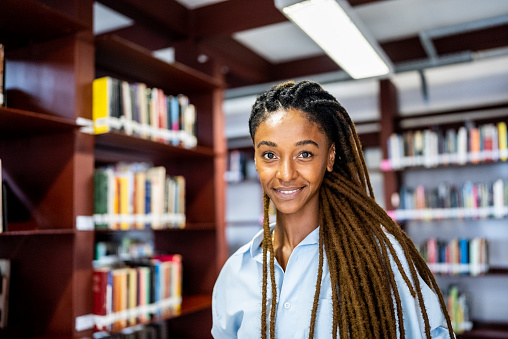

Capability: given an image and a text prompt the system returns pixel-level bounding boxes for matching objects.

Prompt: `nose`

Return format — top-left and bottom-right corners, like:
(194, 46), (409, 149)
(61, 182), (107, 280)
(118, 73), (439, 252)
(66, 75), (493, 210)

(276, 156), (297, 182)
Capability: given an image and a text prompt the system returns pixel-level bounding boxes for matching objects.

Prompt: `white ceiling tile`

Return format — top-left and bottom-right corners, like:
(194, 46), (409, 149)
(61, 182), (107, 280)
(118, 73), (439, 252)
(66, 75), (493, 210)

(233, 21), (324, 63)
(93, 2), (134, 35)
(356, 0), (508, 42)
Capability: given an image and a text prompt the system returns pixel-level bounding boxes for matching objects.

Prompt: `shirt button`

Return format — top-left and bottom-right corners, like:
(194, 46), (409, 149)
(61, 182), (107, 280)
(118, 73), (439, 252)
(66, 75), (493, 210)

(284, 302), (291, 309)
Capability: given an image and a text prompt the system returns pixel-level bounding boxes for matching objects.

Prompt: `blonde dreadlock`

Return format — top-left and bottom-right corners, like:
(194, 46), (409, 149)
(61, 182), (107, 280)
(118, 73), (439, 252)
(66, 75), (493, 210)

(249, 80), (454, 338)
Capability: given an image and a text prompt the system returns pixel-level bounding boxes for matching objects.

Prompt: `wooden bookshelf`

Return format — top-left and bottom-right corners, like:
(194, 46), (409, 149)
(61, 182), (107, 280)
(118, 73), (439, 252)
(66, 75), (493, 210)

(0, 1), (226, 338)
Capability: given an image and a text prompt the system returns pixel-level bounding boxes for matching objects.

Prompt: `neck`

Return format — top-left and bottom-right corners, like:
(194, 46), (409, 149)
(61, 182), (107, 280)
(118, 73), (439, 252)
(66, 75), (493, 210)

(272, 205), (319, 271)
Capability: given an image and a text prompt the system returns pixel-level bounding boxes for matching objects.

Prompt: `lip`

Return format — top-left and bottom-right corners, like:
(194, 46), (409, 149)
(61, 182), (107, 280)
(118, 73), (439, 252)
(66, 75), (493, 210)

(272, 186), (305, 200)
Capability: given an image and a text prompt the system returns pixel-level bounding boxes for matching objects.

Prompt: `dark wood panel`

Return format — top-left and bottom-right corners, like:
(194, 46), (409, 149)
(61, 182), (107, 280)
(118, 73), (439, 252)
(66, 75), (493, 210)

(0, 0), (86, 50)
(0, 234), (75, 338)
(0, 106), (78, 135)
(95, 35), (221, 94)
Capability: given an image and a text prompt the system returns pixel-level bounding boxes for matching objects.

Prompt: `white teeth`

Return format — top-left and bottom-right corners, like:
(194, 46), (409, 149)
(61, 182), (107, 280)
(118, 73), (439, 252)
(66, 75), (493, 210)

(279, 188), (300, 194)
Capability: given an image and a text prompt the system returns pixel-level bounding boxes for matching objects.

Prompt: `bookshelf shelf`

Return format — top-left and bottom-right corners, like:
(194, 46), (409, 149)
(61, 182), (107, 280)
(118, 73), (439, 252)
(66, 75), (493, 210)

(460, 322), (508, 339)
(382, 153), (508, 171)
(434, 267), (508, 277)
(0, 228), (76, 237)
(180, 294), (212, 316)
(95, 34), (221, 94)
(388, 207), (508, 222)
(0, 106), (79, 134)
(94, 132), (214, 164)
(0, 0), (87, 50)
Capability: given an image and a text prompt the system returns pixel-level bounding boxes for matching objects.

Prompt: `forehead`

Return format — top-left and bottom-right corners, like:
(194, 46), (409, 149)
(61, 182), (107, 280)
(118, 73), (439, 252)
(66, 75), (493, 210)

(254, 109), (327, 143)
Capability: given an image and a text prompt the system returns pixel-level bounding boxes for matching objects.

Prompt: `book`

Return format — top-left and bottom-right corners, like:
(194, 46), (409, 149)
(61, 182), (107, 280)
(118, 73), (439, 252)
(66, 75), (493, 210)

(94, 169), (109, 229)
(0, 259), (10, 328)
(93, 268), (112, 321)
(0, 44), (4, 106)
(112, 268), (128, 331)
(93, 76), (115, 134)
(499, 121), (508, 161)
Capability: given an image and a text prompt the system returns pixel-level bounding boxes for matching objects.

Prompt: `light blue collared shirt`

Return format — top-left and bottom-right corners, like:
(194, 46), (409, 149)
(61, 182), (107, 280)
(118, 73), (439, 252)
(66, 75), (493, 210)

(212, 226), (453, 338)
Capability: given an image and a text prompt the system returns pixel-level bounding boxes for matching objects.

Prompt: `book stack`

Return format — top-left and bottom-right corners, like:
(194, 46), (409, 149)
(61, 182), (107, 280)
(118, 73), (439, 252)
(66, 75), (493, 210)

(93, 254), (182, 332)
(417, 237), (489, 276)
(93, 76), (197, 148)
(94, 163), (186, 230)
(444, 285), (473, 334)
(385, 121), (508, 170)
(393, 179), (508, 221)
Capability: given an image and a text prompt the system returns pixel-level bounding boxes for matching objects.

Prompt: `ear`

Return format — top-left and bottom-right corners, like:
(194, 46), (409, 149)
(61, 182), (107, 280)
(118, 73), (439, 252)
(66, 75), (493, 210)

(327, 143), (335, 172)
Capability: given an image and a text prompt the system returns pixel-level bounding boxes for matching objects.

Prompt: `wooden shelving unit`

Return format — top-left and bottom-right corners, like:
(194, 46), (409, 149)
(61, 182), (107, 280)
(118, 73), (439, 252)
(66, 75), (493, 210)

(0, 1), (226, 338)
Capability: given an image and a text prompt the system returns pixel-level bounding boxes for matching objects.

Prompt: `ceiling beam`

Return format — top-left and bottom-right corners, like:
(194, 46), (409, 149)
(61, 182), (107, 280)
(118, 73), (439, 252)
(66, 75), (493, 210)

(97, 0), (190, 39)
(198, 36), (272, 85)
(191, 0), (287, 37)
(271, 55), (341, 81)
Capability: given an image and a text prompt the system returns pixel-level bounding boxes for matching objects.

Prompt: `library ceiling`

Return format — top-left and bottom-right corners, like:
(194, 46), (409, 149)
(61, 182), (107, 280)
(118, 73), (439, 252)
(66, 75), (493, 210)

(95, 0), (508, 89)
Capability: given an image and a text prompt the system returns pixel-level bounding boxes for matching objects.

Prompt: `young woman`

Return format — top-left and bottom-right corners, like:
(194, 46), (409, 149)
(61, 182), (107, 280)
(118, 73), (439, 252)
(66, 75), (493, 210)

(212, 80), (454, 338)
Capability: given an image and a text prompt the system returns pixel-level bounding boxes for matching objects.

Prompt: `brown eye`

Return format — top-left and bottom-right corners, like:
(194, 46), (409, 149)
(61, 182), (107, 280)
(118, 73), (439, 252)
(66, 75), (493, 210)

(263, 152), (276, 160)
(300, 151), (314, 159)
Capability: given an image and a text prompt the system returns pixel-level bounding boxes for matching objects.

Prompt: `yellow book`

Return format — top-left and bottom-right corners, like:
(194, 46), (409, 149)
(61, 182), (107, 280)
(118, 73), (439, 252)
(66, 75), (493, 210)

(498, 121), (507, 161)
(117, 175), (129, 230)
(127, 268), (137, 326)
(93, 76), (112, 134)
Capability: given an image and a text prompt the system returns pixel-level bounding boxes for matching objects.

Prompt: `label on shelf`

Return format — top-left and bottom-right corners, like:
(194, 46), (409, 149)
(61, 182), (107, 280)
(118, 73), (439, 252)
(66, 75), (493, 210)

(75, 313), (95, 332)
(76, 216), (95, 230)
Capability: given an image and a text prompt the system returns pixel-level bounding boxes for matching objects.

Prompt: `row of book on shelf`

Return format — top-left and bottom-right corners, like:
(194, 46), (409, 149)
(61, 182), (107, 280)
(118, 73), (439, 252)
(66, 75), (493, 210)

(93, 254), (182, 332)
(385, 121), (508, 170)
(93, 76), (197, 148)
(94, 163), (185, 230)
(224, 150), (257, 183)
(390, 179), (508, 221)
(444, 285), (473, 334)
(95, 238), (155, 263)
(417, 237), (488, 276)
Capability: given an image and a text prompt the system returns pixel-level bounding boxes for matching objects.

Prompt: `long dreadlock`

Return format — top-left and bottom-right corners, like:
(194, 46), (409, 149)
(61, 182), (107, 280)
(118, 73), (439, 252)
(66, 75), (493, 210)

(249, 80), (454, 338)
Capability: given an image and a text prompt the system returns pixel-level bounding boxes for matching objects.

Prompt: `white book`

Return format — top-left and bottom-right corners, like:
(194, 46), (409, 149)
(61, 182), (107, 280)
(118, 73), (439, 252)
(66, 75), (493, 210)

(121, 81), (133, 135)
(457, 126), (468, 165)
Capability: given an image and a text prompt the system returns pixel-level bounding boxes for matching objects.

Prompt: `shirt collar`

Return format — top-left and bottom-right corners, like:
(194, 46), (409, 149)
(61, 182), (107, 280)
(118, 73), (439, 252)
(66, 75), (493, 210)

(248, 224), (320, 260)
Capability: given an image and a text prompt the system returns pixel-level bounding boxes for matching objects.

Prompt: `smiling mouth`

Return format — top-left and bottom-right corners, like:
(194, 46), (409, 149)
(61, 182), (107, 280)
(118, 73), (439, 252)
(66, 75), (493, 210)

(273, 187), (305, 196)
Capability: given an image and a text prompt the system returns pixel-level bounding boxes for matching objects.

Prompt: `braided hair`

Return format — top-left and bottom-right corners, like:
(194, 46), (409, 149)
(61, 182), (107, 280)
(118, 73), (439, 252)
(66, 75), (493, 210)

(249, 80), (454, 339)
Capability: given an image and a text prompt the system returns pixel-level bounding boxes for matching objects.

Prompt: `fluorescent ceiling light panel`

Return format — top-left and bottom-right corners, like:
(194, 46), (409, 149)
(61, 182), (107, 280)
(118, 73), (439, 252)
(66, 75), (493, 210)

(276, 0), (393, 79)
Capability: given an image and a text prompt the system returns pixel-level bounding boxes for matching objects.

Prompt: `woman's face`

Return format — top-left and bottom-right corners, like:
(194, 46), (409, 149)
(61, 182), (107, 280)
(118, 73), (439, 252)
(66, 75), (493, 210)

(253, 108), (335, 217)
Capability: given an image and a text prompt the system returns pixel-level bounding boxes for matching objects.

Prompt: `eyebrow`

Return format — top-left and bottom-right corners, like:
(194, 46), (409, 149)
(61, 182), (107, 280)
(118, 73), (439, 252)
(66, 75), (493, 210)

(256, 140), (319, 148)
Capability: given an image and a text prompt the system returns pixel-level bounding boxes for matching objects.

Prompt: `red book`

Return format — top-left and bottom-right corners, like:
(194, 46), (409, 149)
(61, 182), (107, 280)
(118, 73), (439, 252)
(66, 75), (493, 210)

(93, 268), (111, 316)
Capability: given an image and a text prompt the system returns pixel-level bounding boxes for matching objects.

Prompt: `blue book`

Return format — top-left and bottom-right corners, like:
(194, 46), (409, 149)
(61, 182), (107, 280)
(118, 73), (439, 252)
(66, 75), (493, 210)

(459, 238), (469, 275)
(145, 180), (151, 229)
